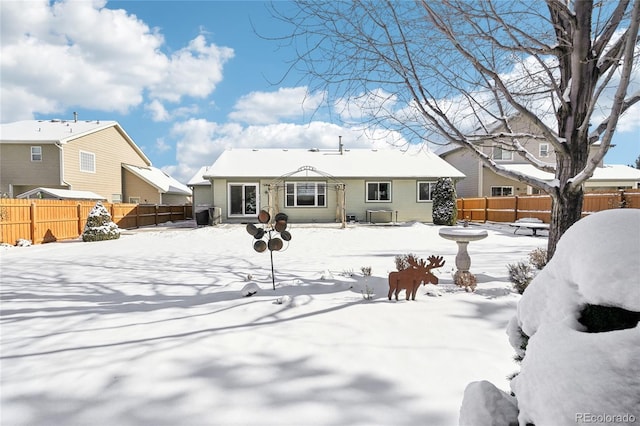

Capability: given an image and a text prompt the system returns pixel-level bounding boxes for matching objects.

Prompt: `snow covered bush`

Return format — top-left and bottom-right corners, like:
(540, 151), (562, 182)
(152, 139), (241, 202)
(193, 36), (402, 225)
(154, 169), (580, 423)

(506, 261), (534, 294)
(82, 202), (120, 242)
(460, 209), (640, 425)
(527, 247), (548, 270)
(432, 177), (457, 226)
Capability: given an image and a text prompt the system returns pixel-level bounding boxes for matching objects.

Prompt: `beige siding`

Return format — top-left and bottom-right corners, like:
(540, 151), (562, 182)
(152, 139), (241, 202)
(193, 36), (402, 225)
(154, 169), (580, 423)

(482, 168), (523, 195)
(0, 144), (62, 195)
(123, 169), (161, 204)
(211, 177), (435, 223)
(443, 150), (478, 198)
(161, 193), (191, 205)
(62, 127), (149, 202)
(192, 185), (214, 208)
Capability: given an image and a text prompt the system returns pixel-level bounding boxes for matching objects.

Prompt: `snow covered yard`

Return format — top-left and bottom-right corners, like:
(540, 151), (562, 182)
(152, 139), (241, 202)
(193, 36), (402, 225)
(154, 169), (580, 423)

(1, 222), (545, 425)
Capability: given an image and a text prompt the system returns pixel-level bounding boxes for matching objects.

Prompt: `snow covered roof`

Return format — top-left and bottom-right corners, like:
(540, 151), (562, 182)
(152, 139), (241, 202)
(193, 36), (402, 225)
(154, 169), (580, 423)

(16, 187), (106, 200)
(187, 166), (211, 186)
(0, 119), (151, 165)
(501, 163), (640, 182)
(203, 148), (465, 179)
(122, 164), (191, 195)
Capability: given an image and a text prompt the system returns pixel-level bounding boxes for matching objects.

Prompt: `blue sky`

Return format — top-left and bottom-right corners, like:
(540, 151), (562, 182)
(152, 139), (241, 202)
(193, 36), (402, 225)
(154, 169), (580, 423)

(1, 0), (638, 183)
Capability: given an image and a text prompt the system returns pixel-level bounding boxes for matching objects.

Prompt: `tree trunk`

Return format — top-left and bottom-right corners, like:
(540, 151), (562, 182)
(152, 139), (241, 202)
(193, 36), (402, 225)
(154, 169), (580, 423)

(548, 188), (584, 258)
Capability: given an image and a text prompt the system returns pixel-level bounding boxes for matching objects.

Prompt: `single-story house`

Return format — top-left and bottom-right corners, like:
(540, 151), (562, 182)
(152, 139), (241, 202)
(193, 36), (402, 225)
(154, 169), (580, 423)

(197, 147), (465, 224)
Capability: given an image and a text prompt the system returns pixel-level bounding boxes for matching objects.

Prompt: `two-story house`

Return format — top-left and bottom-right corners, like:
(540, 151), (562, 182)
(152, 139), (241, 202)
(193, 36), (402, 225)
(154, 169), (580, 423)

(0, 118), (191, 204)
(439, 115), (640, 197)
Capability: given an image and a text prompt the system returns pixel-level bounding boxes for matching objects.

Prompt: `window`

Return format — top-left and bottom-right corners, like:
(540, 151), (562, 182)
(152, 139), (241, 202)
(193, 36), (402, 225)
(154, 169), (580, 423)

(285, 182), (326, 207)
(539, 143), (549, 158)
(367, 181), (391, 202)
(417, 181), (436, 202)
(112, 194), (122, 203)
(491, 186), (513, 197)
(30, 146), (42, 162)
(128, 197), (140, 204)
(492, 145), (513, 161)
(79, 151), (96, 173)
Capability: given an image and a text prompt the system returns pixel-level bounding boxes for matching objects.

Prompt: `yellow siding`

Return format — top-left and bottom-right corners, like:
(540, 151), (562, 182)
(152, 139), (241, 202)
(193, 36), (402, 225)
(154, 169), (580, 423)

(122, 169), (161, 204)
(62, 126), (149, 202)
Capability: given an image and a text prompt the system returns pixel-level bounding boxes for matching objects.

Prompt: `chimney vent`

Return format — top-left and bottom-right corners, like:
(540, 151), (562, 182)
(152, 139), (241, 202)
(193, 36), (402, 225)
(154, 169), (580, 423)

(339, 135), (343, 155)
(73, 112), (78, 123)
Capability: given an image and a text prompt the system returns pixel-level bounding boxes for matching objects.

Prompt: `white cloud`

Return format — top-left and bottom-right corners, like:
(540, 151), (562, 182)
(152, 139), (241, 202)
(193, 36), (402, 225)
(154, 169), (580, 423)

(146, 100), (171, 122)
(0, 0), (233, 122)
(228, 87), (325, 124)
(165, 118), (402, 183)
(155, 137), (171, 153)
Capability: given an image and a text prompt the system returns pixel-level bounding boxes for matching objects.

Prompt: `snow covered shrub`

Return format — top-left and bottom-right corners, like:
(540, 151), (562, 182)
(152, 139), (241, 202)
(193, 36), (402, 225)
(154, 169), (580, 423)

(507, 261), (534, 294)
(527, 248), (548, 270)
(15, 238), (32, 247)
(360, 266), (372, 277)
(432, 177), (457, 225)
(82, 202), (120, 242)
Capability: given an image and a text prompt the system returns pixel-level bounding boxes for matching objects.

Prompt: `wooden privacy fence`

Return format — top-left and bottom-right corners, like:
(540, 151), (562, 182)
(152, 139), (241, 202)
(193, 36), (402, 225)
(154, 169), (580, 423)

(457, 189), (640, 223)
(0, 199), (193, 244)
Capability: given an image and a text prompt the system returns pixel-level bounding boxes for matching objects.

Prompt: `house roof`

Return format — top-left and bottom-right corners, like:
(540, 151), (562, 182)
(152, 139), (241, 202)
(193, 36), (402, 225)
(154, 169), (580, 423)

(0, 119), (151, 166)
(122, 164), (192, 195)
(187, 166), (211, 186)
(203, 148), (465, 180)
(16, 187), (106, 200)
(501, 163), (640, 182)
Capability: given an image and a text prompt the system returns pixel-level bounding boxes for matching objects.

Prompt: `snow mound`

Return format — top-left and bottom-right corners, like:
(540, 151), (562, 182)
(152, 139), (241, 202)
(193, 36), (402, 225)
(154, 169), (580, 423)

(460, 210), (640, 425)
(459, 381), (518, 426)
(509, 209), (640, 425)
(240, 282), (260, 297)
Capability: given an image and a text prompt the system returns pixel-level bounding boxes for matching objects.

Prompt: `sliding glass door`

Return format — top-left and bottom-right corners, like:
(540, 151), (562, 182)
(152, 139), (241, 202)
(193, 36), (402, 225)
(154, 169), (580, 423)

(228, 183), (258, 217)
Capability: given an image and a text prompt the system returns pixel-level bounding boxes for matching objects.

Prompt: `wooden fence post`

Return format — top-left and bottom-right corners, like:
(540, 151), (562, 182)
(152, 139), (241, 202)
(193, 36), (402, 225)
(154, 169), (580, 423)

(514, 195), (519, 221)
(155, 205), (159, 226)
(77, 203), (83, 236)
(30, 202), (36, 243)
(483, 197), (488, 222)
(135, 204), (140, 228)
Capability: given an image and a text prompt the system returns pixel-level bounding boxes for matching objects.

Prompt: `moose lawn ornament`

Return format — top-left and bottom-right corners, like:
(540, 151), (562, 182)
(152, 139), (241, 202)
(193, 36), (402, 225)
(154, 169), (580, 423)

(388, 255), (445, 301)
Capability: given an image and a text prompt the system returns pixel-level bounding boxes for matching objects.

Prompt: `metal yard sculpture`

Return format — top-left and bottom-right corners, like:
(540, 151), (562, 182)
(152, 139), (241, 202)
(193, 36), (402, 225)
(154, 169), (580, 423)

(388, 255), (445, 301)
(246, 210), (291, 290)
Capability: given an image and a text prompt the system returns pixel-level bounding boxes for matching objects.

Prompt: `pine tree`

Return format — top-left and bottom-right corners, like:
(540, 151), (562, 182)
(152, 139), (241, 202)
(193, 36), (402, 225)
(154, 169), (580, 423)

(82, 202), (120, 242)
(432, 177), (457, 226)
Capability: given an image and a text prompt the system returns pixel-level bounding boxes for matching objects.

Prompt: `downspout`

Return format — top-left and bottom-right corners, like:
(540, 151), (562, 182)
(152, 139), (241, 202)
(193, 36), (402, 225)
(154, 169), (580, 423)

(55, 142), (71, 188)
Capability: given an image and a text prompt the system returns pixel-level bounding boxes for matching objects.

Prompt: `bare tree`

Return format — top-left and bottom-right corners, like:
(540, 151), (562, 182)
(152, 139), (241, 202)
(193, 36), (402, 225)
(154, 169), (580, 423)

(270, 0), (639, 257)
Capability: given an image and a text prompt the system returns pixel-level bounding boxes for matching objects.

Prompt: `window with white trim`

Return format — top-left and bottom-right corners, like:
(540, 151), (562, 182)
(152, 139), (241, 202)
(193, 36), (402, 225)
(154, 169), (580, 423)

(31, 146), (42, 162)
(492, 145), (513, 161)
(491, 186), (513, 197)
(417, 181), (436, 202)
(286, 182), (326, 207)
(79, 151), (96, 173)
(539, 143), (549, 158)
(367, 181), (391, 202)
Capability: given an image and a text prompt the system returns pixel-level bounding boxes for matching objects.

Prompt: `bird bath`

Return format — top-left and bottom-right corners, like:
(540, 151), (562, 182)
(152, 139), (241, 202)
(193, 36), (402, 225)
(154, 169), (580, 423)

(438, 227), (488, 291)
